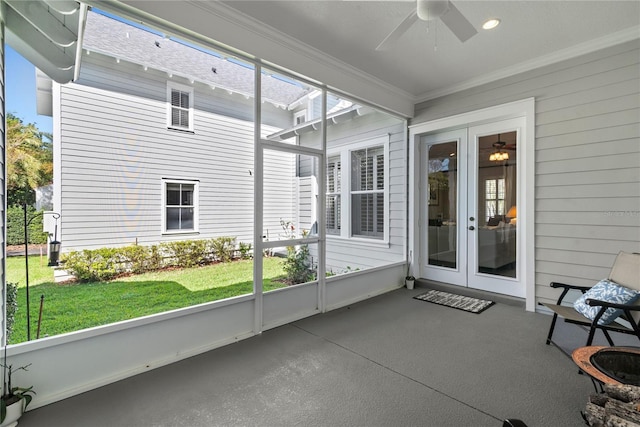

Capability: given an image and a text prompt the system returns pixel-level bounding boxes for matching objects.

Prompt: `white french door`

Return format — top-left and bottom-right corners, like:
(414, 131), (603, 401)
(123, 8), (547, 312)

(420, 118), (525, 297)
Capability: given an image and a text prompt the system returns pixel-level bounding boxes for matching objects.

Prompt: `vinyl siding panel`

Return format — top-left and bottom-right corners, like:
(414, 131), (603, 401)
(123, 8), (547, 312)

(78, 53), (289, 129)
(58, 77), (293, 250)
(413, 39), (640, 307)
(323, 111), (407, 272)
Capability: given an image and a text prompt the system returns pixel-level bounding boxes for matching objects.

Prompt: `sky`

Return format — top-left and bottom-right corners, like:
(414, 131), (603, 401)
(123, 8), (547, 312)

(6, 45), (53, 134)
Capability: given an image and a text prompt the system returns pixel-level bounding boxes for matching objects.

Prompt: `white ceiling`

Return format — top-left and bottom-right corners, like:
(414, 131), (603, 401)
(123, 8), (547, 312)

(222, 0), (640, 101)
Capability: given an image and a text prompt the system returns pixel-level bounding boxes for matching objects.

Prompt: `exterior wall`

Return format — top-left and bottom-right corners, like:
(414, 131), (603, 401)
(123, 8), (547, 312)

(57, 54), (294, 251)
(320, 111), (406, 273)
(412, 40), (640, 307)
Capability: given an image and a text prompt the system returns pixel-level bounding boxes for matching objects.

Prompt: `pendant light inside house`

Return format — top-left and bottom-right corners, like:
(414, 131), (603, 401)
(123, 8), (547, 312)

(489, 134), (509, 162)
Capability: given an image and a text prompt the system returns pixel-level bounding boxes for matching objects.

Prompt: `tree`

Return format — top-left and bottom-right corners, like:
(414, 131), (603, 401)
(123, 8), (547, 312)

(6, 113), (53, 206)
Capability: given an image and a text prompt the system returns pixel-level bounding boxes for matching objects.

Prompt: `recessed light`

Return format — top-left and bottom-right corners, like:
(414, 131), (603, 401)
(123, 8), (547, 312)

(482, 18), (501, 30)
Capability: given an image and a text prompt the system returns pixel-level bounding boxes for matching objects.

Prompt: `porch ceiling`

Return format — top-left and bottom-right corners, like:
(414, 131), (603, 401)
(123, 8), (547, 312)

(222, 1), (640, 102)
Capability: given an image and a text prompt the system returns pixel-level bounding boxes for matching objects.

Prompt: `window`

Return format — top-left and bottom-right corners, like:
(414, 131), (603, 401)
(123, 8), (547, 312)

(293, 110), (307, 126)
(167, 82), (194, 131)
(351, 146), (384, 238)
(485, 178), (505, 222)
(163, 179), (198, 233)
(326, 155), (341, 235)
(326, 136), (388, 241)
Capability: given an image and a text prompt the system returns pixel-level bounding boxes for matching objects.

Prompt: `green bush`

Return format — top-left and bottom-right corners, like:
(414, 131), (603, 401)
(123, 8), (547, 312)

(62, 248), (122, 282)
(61, 237), (240, 283)
(118, 245), (153, 274)
(162, 240), (208, 268)
(6, 282), (18, 341)
(238, 242), (252, 259)
(210, 237), (237, 263)
(6, 205), (48, 245)
(282, 244), (313, 285)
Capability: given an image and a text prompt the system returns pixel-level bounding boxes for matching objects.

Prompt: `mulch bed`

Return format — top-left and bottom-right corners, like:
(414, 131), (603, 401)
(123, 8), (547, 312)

(6, 244), (47, 256)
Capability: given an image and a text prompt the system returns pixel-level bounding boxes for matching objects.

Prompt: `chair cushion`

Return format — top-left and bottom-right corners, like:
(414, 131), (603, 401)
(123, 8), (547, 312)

(573, 279), (640, 325)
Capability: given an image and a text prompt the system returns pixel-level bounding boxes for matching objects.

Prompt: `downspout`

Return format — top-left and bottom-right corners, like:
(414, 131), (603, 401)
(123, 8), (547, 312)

(404, 118), (411, 281)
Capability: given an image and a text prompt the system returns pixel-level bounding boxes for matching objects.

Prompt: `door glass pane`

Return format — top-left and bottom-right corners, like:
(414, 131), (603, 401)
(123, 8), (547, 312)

(427, 142), (457, 268)
(477, 132), (517, 278)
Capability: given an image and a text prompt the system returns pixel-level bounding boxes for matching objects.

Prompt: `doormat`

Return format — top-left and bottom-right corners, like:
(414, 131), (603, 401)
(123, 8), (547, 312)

(413, 289), (495, 314)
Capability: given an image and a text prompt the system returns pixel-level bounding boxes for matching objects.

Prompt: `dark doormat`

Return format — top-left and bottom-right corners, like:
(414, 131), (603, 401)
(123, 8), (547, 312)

(413, 289), (495, 314)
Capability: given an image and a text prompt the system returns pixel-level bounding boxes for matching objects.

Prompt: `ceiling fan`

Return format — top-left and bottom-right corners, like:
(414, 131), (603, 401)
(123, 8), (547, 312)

(376, 0), (477, 51)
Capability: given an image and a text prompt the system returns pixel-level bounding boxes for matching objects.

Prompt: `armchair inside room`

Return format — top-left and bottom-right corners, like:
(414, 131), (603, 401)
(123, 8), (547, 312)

(478, 210), (516, 271)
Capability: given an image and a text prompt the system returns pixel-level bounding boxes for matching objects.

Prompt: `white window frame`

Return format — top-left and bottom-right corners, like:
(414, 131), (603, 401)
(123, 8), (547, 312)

(293, 110), (307, 126)
(162, 178), (199, 234)
(326, 155), (341, 235)
(484, 177), (506, 222)
(166, 82), (194, 132)
(327, 135), (389, 243)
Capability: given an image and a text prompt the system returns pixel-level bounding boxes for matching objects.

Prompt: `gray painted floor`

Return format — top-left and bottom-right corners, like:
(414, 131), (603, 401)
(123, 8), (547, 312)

(20, 283), (635, 427)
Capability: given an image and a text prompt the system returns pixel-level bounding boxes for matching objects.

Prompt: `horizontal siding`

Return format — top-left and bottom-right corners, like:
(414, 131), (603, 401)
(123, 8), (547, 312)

(61, 53), (408, 270)
(322, 111), (406, 271)
(59, 82), (293, 250)
(79, 54), (289, 129)
(413, 39), (640, 307)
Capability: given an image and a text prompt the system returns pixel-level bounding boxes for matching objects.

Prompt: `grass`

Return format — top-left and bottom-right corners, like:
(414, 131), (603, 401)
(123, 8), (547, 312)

(6, 255), (287, 344)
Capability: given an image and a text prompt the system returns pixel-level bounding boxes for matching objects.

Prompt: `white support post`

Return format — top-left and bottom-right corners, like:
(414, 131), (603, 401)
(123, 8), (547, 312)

(318, 88), (327, 313)
(253, 65), (263, 334)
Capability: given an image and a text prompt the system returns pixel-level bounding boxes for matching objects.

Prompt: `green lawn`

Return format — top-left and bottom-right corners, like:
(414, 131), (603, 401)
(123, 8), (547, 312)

(6, 256), (286, 344)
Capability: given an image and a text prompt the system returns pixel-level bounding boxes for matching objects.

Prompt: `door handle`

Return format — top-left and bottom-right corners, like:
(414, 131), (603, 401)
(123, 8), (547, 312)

(468, 226), (475, 231)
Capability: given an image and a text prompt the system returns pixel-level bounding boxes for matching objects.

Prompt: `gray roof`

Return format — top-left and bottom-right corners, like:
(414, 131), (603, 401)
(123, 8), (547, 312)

(81, 11), (312, 107)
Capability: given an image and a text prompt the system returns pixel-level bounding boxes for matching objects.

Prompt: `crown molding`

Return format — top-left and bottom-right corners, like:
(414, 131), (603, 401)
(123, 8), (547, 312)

(415, 25), (640, 103)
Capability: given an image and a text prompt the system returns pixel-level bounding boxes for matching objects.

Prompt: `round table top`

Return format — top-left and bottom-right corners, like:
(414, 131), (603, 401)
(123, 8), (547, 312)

(572, 346), (640, 385)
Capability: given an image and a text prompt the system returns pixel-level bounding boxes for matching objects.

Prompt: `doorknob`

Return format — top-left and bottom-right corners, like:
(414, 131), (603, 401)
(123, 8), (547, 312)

(468, 226), (475, 231)
(469, 217), (475, 221)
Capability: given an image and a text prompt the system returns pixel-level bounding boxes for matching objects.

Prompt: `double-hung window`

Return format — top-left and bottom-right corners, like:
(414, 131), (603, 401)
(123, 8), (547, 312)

(351, 146), (384, 238)
(163, 179), (199, 233)
(485, 178), (505, 222)
(326, 135), (388, 241)
(167, 82), (194, 131)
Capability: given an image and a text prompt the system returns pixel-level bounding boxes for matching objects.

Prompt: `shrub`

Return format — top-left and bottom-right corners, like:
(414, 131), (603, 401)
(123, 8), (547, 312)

(6, 282), (18, 341)
(6, 205), (48, 245)
(279, 219), (313, 285)
(62, 248), (122, 282)
(238, 242), (252, 259)
(162, 240), (208, 268)
(118, 245), (152, 274)
(282, 243), (313, 285)
(61, 237), (240, 283)
(210, 237), (237, 263)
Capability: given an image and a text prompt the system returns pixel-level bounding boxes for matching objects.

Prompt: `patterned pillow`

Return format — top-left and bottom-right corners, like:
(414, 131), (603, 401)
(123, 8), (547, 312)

(573, 279), (640, 325)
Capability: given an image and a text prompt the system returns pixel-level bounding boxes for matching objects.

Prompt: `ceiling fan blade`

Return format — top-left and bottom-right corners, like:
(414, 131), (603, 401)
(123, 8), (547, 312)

(375, 10), (418, 51)
(440, 1), (477, 42)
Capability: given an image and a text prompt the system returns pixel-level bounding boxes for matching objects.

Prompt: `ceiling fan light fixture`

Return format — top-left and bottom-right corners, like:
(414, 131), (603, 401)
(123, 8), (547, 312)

(417, 0), (449, 21)
(482, 18), (500, 30)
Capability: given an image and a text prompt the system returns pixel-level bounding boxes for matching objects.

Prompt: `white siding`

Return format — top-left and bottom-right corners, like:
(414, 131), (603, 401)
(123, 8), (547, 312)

(413, 40), (640, 306)
(77, 53), (289, 129)
(323, 111), (406, 272)
(59, 68), (293, 251)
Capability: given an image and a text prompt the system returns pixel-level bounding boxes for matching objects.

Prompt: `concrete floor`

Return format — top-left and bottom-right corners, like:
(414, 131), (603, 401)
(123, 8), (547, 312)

(20, 283), (628, 427)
